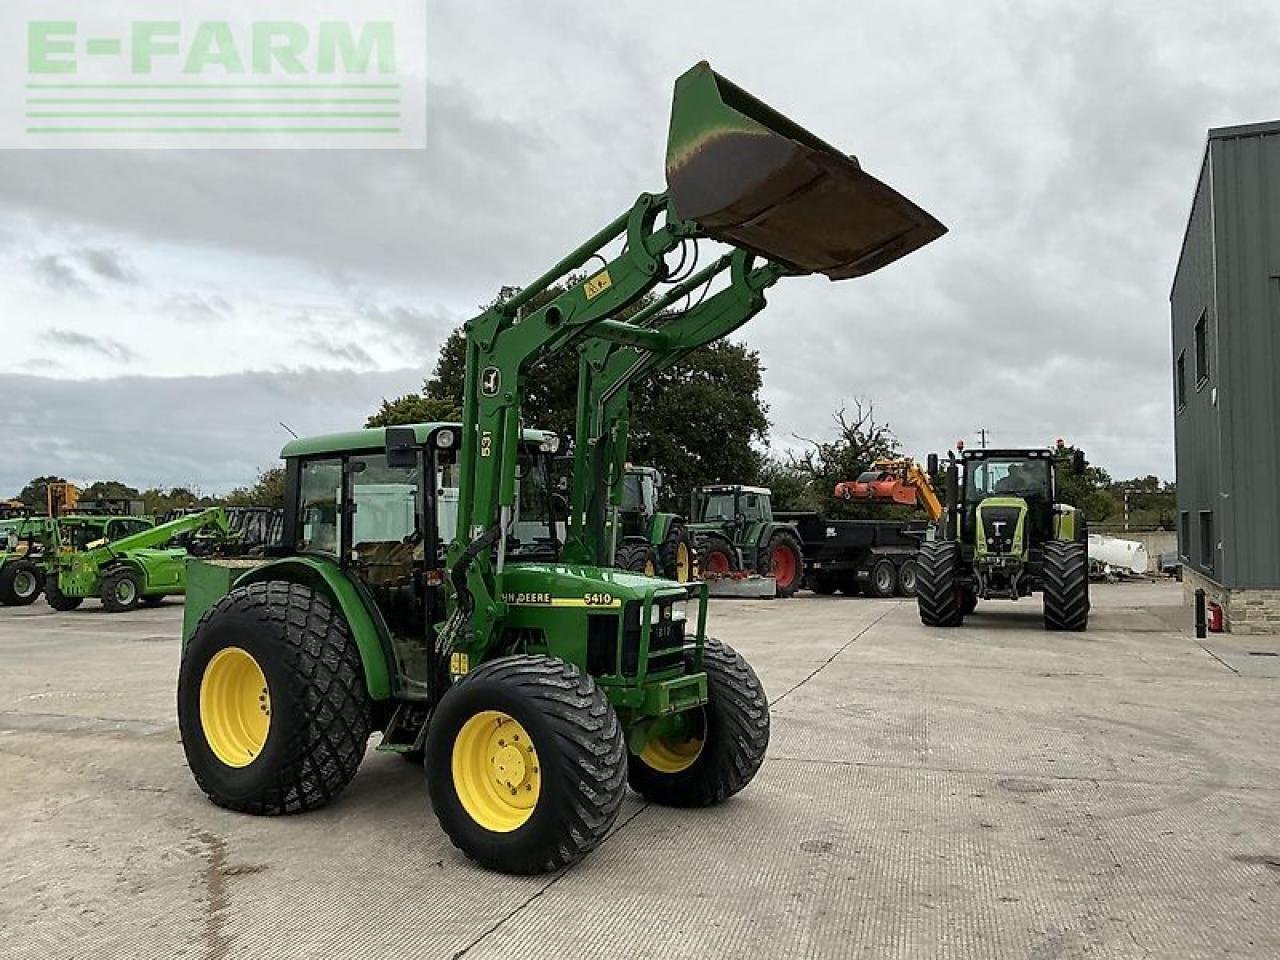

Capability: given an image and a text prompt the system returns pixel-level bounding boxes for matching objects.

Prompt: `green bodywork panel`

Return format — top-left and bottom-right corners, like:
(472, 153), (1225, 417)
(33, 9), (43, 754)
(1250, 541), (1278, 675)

(0, 517), (56, 572)
(1054, 504), (1080, 541)
(974, 497), (1028, 559)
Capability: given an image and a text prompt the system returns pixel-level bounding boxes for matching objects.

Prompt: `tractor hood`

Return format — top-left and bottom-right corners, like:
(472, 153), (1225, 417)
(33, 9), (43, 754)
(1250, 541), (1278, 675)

(975, 497), (1028, 558)
(501, 563), (686, 606)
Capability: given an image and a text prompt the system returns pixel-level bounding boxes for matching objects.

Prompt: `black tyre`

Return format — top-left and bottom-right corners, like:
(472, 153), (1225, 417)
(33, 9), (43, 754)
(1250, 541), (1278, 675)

(615, 541), (661, 577)
(658, 521), (694, 583)
(916, 541), (964, 627)
(809, 571), (839, 595)
(141, 595), (165, 608)
(101, 567), (142, 613)
(866, 558), (897, 598)
(762, 530), (804, 598)
(426, 655), (626, 874)
(696, 533), (738, 577)
(0, 560), (43, 606)
(628, 638), (769, 807)
(1042, 541), (1090, 631)
(178, 581), (372, 815)
(44, 575), (83, 612)
(896, 560), (918, 598)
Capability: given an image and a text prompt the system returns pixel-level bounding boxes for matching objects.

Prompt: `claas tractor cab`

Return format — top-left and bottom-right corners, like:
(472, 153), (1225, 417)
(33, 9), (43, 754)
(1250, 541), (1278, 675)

(612, 465), (694, 582)
(687, 484), (805, 597)
(176, 60), (945, 874)
(915, 444), (1089, 630)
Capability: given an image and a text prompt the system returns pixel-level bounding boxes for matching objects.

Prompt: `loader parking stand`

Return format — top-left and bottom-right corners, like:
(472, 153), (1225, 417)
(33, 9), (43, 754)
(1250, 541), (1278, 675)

(4, 6), (1280, 959)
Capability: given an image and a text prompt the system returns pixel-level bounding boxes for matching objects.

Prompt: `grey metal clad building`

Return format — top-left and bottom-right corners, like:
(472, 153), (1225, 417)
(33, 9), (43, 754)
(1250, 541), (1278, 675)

(1171, 121), (1280, 629)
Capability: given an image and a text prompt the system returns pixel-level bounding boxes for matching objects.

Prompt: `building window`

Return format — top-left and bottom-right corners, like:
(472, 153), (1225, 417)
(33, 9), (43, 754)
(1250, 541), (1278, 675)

(1179, 511), (1190, 560)
(1194, 312), (1210, 387)
(1198, 510), (1214, 571)
(1176, 350), (1187, 410)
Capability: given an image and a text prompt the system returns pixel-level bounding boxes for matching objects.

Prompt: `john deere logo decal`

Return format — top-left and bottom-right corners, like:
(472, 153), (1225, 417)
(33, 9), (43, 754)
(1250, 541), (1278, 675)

(481, 367), (501, 396)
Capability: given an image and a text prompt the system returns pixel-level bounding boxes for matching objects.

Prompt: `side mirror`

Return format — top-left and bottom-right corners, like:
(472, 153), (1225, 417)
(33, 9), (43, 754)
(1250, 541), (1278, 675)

(926, 453), (938, 477)
(385, 426), (419, 469)
(1072, 450), (1086, 475)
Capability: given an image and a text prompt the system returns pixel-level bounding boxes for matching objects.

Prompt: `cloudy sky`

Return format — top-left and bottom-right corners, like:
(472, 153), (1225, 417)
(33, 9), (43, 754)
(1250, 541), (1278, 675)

(3, 0), (1278, 496)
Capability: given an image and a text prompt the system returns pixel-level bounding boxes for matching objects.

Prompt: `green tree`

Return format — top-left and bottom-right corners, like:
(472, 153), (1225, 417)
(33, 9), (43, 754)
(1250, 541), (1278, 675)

(17, 475), (67, 511)
(757, 456), (815, 512)
(1054, 446), (1118, 522)
(366, 394), (461, 428)
(79, 480), (141, 501)
(225, 468), (286, 508)
(142, 486), (214, 516)
(786, 402), (908, 519)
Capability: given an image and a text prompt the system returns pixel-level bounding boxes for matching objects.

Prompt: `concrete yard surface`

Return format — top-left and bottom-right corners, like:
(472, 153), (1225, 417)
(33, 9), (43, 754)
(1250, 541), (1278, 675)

(0, 581), (1276, 959)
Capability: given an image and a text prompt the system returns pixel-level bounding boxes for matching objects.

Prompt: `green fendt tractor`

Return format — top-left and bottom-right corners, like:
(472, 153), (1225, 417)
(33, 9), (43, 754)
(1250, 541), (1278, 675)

(45, 507), (228, 612)
(915, 446), (1090, 630)
(175, 61), (944, 874)
(0, 516), (56, 606)
(612, 465), (694, 582)
(687, 484), (805, 597)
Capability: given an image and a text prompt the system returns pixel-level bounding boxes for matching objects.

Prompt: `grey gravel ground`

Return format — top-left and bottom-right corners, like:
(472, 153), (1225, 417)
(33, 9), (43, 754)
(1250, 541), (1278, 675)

(0, 580), (1276, 959)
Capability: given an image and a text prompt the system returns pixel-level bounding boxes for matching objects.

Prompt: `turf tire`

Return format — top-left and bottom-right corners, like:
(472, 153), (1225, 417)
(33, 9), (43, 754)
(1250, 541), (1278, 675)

(178, 580), (372, 815)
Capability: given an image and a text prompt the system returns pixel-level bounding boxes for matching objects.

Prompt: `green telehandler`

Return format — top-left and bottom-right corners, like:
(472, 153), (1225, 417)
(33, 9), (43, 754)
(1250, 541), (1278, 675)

(176, 61), (944, 874)
(0, 515), (57, 606)
(612, 465), (694, 581)
(915, 445), (1090, 630)
(687, 484), (805, 597)
(45, 507), (229, 612)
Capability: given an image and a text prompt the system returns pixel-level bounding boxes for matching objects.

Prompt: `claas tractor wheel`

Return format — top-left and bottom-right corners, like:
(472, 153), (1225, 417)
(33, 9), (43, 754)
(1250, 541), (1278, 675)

(0, 560), (43, 606)
(178, 581), (372, 814)
(763, 530), (803, 598)
(101, 567), (142, 613)
(628, 638), (769, 807)
(915, 541), (964, 627)
(659, 522), (694, 583)
(43, 575), (83, 612)
(426, 655), (626, 874)
(1042, 541), (1089, 631)
(615, 541), (661, 577)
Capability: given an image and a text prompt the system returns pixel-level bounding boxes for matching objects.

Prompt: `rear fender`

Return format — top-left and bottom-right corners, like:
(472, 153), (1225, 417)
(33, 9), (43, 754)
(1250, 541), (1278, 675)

(235, 557), (393, 700)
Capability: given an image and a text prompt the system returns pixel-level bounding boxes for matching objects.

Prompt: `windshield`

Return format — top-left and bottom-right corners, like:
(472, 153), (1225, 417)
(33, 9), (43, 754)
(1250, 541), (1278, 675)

(620, 475), (645, 512)
(699, 492), (736, 522)
(966, 458), (1051, 500)
(509, 449), (558, 558)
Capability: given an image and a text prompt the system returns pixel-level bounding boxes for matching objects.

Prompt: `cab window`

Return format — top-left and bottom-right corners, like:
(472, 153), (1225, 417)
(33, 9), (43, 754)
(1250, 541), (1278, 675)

(297, 458), (341, 554)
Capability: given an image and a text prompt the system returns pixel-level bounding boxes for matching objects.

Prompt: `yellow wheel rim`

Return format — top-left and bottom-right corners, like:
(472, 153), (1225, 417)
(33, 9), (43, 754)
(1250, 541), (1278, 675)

(199, 647), (270, 768)
(452, 711), (541, 832)
(640, 728), (704, 774)
(675, 542), (691, 583)
(644, 555), (657, 576)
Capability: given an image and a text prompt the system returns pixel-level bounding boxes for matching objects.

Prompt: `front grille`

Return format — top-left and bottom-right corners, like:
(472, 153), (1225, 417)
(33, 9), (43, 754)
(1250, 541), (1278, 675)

(620, 600), (687, 677)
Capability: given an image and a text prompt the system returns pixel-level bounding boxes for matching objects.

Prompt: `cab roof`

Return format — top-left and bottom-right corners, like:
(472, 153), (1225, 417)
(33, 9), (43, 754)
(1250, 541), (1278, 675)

(961, 448), (1055, 460)
(280, 422), (557, 458)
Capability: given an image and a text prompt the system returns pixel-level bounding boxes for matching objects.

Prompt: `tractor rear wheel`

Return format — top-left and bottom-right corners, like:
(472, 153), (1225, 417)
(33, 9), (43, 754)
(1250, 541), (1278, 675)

(763, 530), (804, 598)
(0, 560), (43, 606)
(809, 571), (839, 595)
(426, 655), (626, 874)
(178, 581), (372, 815)
(629, 638), (769, 807)
(696, 533), (737, 577)
(916, 541), (965, 627)
(615, 541), (661, 577)
(866, 558), (898, 598)
(44, 576), (83, 612)
(896, 560), (919, 598)
(1042, 541), (1090, 631)
(101, 568), (142, 613)
(659, 522), (694, 583)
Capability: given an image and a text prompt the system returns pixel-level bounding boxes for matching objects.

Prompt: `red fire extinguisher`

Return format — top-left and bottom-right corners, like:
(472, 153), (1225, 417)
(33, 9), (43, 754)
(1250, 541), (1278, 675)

(1207, 601), (1224, 633)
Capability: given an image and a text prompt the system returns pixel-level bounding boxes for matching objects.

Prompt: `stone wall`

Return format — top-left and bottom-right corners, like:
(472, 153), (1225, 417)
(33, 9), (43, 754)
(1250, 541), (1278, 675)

(1183, 567), (1280, 635)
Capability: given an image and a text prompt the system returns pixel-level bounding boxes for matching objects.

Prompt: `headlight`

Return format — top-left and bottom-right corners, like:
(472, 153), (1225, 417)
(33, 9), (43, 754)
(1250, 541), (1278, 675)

(435, 429), (455, 449)
(669, 600), (688, 623)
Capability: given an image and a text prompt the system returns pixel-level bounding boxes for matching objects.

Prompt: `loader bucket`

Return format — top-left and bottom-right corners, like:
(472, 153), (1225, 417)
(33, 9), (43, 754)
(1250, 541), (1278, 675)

(665, 62), (946, 279)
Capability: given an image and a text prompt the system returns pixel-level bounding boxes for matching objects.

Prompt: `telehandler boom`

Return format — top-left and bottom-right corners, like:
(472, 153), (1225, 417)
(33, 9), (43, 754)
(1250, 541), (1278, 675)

(177, 61), (945, 874)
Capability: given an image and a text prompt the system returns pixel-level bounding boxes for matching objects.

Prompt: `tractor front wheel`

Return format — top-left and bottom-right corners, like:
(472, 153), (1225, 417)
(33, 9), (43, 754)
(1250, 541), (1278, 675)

(659, 522), (694, 583)
(178, 581), (372, 814)
(1042, 541), (1090, 631)
(44, 576), (83, 612)
(696, 533), (737, 577)
(426, 655), (627, 874)
(615, 541), (661, 577)
(628, 638), (769, 807)
(101, 568), (142, 613)
(0, 560), (43, 606)
(763, 530), (804, 598)
(916, 541), (965, 627)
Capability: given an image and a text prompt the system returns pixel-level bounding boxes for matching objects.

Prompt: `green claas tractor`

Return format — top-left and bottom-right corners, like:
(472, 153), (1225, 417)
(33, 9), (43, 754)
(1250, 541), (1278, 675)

(0, 516), (57, 606)
(45, 507), (229, 612)
(175, 61), (944, 874)
(915, 446), (1090, 630)
(687, 485), (805, 597)
(612, 465), (694, 581)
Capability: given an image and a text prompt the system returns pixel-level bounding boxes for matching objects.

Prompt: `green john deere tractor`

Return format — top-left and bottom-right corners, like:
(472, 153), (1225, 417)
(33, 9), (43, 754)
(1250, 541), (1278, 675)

(687, 485), (805, 597)
(915, 446), (1090, 630)
(0, 516), (57, 606)
(175, 60), (944, 874)
(45, 507), (228, 612)
(612, 465), (694, 582)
